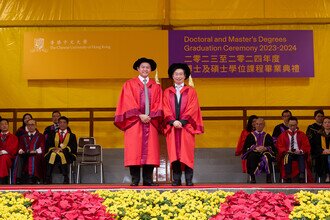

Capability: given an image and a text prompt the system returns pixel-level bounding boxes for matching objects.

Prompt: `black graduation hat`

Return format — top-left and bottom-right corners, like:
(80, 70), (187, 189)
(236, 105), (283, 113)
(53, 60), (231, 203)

(168, 63), (191, 80)
(133, 57), (157, 71)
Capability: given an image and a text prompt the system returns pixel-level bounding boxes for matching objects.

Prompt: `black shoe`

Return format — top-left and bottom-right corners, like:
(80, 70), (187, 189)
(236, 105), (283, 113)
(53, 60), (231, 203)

(143, 182), (159, 186)
(285, 178), (292, 183)
(44, 178), (52, 184)
(266, 174), (272, 183)
(16, 178), (23, 185)
(186, 181), (194, 186)
(130, 182), (139, 186)
(63, 176), (69, 184)
(250, 175), (256, 184)
(171, 181), (182, 186)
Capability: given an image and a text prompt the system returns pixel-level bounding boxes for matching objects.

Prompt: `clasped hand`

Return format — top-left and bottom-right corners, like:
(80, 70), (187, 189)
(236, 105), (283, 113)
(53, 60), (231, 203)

(139, 114), (151, 123)
(173, 120), (183, 128)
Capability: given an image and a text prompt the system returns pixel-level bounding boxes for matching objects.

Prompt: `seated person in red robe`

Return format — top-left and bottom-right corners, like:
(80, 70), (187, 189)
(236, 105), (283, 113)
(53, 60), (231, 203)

(235, 115), (258, 173)
(44, 116), (77, 184)
(163, 63), (204, 186)
(277, 116), (312, 183)
(15, 113), (33, 138)
(310, 116), (330, 182)
(242, 118), (276, 183)
(114, 58), (163, 186)
(0, 119), (18, 184)
(13, 119), (45, 184)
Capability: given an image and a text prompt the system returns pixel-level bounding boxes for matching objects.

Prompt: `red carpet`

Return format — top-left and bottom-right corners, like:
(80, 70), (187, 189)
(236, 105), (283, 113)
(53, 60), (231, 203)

(1, 183), (329, 191)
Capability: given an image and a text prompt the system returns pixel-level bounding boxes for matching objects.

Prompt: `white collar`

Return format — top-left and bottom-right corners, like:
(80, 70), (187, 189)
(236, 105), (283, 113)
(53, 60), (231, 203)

(138, 75), (149, 84)
(28, 131), (36, 136)
(59, 129), (67, 134)
(175, 83), (184, 89)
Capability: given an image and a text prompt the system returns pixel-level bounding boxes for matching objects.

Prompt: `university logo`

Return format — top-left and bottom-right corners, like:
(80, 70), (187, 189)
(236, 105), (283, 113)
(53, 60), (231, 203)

(31, 38), (48, 52)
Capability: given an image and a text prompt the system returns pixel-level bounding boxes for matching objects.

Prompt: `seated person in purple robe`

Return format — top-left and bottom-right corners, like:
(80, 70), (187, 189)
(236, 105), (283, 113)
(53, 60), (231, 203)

(243, 118), (277, 183)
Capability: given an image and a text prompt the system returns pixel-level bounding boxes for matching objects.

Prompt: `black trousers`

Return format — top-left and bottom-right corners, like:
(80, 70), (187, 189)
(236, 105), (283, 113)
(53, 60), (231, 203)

(15, 154), (28, 180)
(45, 155), (69, 183)
(285, 153), (305, 178)
(246, 151), (273, 176)
(172, 160), (193, 184)
(314, 154), (330, 177)
(129, 165), (154, 184)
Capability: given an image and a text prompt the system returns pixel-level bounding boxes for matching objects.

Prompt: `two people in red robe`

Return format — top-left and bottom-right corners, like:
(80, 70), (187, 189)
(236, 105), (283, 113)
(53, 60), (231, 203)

(163, 63), (204, 186)
(0, 119), (18, 184)
(114, 58), (163, 186)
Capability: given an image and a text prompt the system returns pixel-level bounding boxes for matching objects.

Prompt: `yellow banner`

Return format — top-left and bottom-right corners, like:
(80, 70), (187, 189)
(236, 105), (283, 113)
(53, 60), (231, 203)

(23, 31), (168, 79)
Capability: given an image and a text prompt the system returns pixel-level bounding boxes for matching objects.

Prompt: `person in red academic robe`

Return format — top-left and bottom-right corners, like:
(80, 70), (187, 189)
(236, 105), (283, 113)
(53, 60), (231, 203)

(0, 119), (18, 184)
(235, 115), (258, 173)
(13, 119), (45, 184)
(277, 116), (313, 183)
(114, 57), (163, 186)
(163, 63), (204, 186)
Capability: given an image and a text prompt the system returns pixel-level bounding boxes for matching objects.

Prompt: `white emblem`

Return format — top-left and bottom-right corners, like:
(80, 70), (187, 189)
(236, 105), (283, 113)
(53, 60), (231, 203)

(31, 38), (48, 52)
(34, 38), (44, 50)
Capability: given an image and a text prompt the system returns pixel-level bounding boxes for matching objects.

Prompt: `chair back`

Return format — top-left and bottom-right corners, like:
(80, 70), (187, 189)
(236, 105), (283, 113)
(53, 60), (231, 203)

(82, 144), (102, 163)
(78, 137), (95, 148)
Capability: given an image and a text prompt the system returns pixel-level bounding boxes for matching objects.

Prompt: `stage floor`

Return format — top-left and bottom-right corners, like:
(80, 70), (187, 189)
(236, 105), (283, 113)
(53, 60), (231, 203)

(1, 183), (329, 194)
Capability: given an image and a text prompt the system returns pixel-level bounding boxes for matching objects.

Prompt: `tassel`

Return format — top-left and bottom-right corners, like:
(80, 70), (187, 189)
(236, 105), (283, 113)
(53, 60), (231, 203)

(188, 75), (194, 87)
(155, 69), (160, 84)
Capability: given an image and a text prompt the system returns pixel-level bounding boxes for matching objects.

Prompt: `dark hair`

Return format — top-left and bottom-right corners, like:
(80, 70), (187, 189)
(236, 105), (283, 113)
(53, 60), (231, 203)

(281, 109), (292, 117)
(246, 115), (258, 132)
(52, 110), (61, 116)
(22, 113), (33, 126)
(323, 116), (330, 121)
(288, 116), (298, 123)
(314, 109), (324, 117)
(58, 116), (69, 124)
(0, 118), (9, 123)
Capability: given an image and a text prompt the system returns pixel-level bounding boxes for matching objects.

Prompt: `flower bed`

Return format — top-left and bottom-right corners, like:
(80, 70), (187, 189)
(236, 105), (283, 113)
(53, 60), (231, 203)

(0, 190), (329, 219)
(95, 189), (232, 220)
(0, 192), (32, 220)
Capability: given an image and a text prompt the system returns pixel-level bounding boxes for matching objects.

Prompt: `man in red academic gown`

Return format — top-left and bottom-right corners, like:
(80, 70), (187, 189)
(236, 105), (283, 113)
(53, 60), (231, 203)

(163, 63), (204, 186)
(114, 57), (163, 186)
(13, 119), (45, 184)
(277, 116), (313, 183)
(0, 119), (18, 184)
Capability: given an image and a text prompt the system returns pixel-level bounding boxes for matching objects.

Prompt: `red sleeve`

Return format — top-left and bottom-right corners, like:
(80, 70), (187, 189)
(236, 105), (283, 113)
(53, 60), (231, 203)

(4, 134), (18, 157)
(163, 88), (175, 135)
(181, 87), (204, 134)
(276, 132), (288, 158)
(235, 130), (249, 156)
(299, 132), (311, 154)
(114, 79), (141, 131)
(39, 134), (46, 156)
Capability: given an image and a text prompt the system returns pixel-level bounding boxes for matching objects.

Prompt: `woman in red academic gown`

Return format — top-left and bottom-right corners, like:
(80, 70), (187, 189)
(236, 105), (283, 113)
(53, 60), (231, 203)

(163, 63), (204, 186)
(235, 115), (258, 173)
